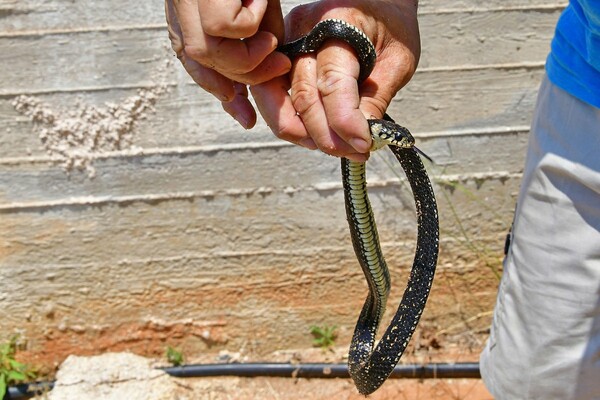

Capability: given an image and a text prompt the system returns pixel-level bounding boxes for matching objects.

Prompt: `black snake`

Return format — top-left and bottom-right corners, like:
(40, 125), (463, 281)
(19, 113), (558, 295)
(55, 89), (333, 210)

(278, 19), (439, 395)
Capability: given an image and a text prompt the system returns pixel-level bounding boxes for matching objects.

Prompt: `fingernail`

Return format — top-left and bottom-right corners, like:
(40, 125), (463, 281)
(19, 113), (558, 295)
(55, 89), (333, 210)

(270, 33), (279, 50)
(349, 138), (370, 153)
(233, 114), (250, 129)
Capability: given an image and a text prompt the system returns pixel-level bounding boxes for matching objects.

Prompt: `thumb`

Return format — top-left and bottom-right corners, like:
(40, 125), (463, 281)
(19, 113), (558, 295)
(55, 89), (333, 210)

(259, 0), (284, 43)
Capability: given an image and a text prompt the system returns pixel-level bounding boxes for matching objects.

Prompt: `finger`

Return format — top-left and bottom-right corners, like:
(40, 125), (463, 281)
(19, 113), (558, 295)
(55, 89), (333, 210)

(172, 0), (206, 49)
(166, 0), (236, 100)
(173, 0), (280, 76)
(202, 32), (290, 79)
(259, 0), (284, 42)
(291, 55), (367, 161)
(283, 2), (322, 42)
(317, 41), (372, 153)
(198, 0), (268, 38)
(173, 0), (290, 85)
(222, 52), (291, 86)
(251, 77), (317, 150)
(165, 0), (184, 55)
(222, 83), (257, 129)
(180, 52), (237, 102)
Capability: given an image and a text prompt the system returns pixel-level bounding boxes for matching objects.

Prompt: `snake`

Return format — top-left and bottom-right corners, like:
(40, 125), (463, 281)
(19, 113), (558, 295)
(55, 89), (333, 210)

(277, 19), (439, 395)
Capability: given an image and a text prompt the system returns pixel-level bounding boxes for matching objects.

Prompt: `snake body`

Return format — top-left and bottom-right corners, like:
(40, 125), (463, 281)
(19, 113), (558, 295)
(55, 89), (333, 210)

(278, 19), (439, 395)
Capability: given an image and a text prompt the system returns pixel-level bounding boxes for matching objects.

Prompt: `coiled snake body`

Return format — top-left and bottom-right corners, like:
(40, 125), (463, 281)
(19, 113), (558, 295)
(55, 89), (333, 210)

(278, 19), (439, 395)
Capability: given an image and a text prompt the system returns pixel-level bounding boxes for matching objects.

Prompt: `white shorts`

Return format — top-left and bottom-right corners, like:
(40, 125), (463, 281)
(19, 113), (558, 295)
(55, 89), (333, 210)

(480, 75), (600, 399)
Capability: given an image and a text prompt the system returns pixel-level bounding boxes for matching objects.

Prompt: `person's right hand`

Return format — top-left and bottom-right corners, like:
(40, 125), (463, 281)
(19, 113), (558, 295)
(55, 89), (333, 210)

(165, 0), (291, 129)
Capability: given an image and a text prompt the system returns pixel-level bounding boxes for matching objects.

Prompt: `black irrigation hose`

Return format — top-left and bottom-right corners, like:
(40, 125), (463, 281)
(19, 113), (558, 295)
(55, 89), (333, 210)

(6, 362), (480, 399)
(162, 362), (481, 379)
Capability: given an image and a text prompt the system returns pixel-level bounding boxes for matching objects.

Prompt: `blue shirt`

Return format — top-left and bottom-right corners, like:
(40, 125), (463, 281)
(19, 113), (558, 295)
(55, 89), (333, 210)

(546, 0), (600, 108)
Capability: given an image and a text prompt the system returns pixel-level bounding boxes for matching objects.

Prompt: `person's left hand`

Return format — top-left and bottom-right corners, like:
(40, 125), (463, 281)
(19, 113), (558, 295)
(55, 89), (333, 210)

(251, 0), (421, 162)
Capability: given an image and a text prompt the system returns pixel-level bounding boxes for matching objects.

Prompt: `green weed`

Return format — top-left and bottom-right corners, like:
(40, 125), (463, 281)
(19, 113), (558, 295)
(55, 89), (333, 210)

(0, 336), (37, 398)
(309, 325), (338, 350)
(166, 346), (184, 366)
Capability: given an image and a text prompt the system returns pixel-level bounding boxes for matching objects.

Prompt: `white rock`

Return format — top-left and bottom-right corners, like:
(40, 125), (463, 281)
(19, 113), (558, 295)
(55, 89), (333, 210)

(48, 352), (193, 400)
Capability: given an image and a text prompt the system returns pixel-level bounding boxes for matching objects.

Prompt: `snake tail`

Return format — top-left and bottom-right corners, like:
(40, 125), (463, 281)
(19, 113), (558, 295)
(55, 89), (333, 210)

(342, 147), (439, 395)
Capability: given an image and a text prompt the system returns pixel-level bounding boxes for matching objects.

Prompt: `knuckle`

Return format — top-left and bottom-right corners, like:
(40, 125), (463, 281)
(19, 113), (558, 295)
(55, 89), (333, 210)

(316, 142), (343, 158)
(328, 115), (352, 136)
(369, 96), (389, 118)
(167, 29), (184, 56)
(291, 80), (318, 115)
(203, 19), (257, 39)
(234, 23), (259, 39)
(202, 19), (231, 37)
(287, 4), (312, 27)
(272, 124), (303, 143)
(183, 44), (211, 66)
(229, 59), (255, 75)
(317, 65), (349, 97)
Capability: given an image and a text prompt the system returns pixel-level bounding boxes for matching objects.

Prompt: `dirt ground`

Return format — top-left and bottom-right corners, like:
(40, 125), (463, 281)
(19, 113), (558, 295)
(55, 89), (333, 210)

(29, 344), (494, 400)
(31, 368), (493, 400)
(176, 376), (493, 400)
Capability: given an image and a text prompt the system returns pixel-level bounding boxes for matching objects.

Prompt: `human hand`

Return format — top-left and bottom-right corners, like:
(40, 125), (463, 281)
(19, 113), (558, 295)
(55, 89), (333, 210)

(251, 0), (420, 162)
(165, 0), (291, 128)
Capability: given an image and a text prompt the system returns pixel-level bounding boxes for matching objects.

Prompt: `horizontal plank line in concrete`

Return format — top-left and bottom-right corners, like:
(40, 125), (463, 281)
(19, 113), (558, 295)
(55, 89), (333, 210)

(0, 171), (521, 213)
(0, 23), (166, 38)
(0, 124), (530, 167)
(0, 235), (503, 270)
(418, 61), (545, 73)
(0, 3), (566, 38)
(0, 82), (178, 98)
(0, 62), (545, 98)
(418, 3), (566, 15)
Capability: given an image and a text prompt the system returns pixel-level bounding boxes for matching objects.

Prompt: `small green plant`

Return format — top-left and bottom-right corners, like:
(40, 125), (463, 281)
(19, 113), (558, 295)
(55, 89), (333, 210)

(165, 346), (184, 366)
(0, 336), (36, 398)
(310, 325), (338, 350)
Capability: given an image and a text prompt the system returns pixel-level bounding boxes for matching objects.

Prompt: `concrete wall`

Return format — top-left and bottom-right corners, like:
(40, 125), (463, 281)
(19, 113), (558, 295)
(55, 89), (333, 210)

(0, 1), (564, 367)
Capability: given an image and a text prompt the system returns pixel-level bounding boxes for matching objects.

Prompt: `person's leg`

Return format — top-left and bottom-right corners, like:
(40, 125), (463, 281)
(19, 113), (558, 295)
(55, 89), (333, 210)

(480, 75), (600, 399)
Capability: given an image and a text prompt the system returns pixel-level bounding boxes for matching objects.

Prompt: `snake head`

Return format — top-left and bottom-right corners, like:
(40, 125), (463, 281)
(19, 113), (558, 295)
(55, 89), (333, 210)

(368, 119), (415, 151)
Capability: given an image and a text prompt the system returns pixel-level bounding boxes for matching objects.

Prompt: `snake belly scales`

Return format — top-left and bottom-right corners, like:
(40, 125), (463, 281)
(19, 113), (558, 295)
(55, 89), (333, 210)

(277, 19), (440, 395)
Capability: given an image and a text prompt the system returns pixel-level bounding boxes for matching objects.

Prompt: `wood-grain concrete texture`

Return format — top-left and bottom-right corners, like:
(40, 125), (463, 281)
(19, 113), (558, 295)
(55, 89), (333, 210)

(0, 1), (565, 366)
